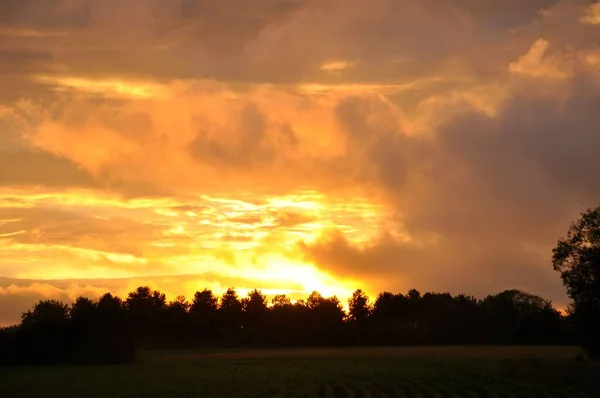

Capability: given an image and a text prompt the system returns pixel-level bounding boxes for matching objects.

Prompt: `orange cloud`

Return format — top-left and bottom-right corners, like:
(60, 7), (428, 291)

(581, 2), (600, 25)
(508, 39), (573, 79)
(0, 281), (109, 326)
(1, 0), (600, 327)
(320, 60), (357, 74)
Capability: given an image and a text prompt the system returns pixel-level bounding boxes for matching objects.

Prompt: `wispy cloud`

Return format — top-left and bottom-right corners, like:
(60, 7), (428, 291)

(320, 60), (357, 74)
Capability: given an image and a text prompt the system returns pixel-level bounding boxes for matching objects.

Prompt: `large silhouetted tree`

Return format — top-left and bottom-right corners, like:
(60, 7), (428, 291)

(553, 205), (600, 357)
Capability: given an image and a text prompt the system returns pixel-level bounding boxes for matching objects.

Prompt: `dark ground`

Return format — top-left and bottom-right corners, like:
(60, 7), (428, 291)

(1, 346), (598, 398)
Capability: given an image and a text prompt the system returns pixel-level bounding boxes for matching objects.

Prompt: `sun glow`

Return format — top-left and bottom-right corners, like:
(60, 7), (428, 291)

(0, 186), (381, 305)
(240, 254), (358, 299)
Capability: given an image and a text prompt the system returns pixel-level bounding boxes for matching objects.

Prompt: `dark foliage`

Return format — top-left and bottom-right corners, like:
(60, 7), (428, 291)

(0, 295), (135, 366)
(553, 205), (600, 358)
(0, 284), (575, 367)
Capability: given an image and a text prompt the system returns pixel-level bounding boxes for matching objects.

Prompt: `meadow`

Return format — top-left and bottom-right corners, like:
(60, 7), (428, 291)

(2, 346), (599, 398)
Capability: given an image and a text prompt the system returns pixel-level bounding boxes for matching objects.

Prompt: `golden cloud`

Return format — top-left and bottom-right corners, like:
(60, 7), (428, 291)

(508, 39), (574, 79)
(320, 60), (357, 74)
(1, 0), (600, 326)
(581, 2), (600, 25)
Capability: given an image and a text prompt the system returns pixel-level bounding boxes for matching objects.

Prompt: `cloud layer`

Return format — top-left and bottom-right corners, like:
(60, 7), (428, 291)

(1, 0), (599, 325)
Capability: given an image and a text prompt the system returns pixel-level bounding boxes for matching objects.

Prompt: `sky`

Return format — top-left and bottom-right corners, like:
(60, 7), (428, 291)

(1, 0), (600, 326)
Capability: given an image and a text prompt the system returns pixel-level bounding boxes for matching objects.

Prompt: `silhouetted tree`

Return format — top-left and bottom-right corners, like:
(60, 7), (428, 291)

(242, 289), (268, 345)
(272, 294), (292, 308)
(418, 292), (454, 344)
(96, 292), (126, 331)
(268, 294), (304, 346)
(372, 292), (399, 320)
(307, 291), (324, 310)
(95, 293), (136, 364)
(449, 294), (482, 344)
(348, 289), (371, 324)
(0, 284), (578, 366)
(371, 292), (414, 344)
(97, 292), (123, 315)
(305, 291), (345, 345)
(167, 295), (191, 318)
(190, 289), (219, 344)
(346, 289), (371, 344)
(0, 325), (18, 340)
(219, 288), (243, 342)
(70, 297), (97, 322)
(243, 289), (268, 322)
(125, 286), (167, 346)
(553, 205), (600, 357)
(68, 297), (98, 362)
(480, 289), (567, 345)
(21, 299), (69, 327)
(159, 296), (192, 347)
(17, 300), (70, 364)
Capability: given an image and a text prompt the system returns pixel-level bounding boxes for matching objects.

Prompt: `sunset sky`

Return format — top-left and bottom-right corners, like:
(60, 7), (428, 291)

(1, 0), (600, 326)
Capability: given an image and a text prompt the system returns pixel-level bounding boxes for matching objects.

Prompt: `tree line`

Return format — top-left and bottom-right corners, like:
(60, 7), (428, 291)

(0, 286), (574, 366)
(1, 203), (599, 366)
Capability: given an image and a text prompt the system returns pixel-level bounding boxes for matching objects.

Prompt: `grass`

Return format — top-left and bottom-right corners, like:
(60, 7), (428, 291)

(1, 346), (598, 397)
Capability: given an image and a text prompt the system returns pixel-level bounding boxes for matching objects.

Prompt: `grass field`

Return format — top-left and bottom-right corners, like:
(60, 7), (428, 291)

(1, 346), (599, 397)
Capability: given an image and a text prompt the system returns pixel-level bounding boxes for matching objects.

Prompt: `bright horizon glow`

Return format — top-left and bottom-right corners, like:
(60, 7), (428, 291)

(2, 0), (598, 326)
(0, 187), (383, 311)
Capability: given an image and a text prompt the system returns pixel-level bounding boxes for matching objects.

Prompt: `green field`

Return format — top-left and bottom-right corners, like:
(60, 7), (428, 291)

(2, 346), (599, 397)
